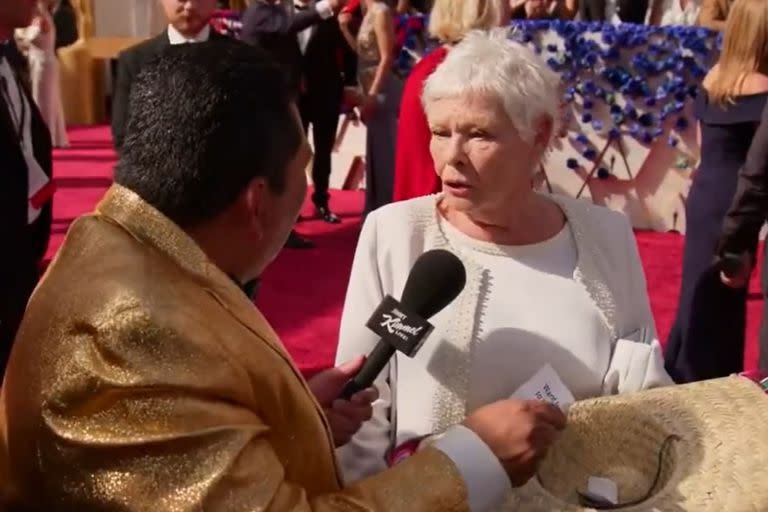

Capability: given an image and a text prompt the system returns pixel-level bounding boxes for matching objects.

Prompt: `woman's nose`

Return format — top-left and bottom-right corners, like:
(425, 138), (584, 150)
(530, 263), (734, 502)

(445, 136), (467, 166)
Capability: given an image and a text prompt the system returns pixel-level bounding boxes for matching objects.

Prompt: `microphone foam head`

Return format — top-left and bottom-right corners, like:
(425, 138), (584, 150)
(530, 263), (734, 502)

(400, 249), (467, 319)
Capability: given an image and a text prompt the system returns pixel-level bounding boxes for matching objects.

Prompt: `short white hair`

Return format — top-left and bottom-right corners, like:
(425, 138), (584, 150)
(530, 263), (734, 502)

(421, 28), (561, 143)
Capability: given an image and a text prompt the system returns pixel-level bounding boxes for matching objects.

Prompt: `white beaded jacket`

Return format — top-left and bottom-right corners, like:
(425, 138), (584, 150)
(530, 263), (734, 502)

(335, 194), (673, 485)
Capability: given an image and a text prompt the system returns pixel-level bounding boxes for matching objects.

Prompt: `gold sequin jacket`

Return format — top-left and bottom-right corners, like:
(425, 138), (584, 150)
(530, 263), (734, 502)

(0, 184), (469, 512)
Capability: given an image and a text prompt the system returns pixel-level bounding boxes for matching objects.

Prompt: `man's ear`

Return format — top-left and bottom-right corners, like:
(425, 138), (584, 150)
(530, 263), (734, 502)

(242, 177), (269, 240)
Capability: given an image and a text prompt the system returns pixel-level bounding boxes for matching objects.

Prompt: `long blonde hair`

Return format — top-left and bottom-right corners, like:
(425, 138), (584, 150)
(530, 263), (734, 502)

(428, 0), (507, 44)
(708, 0), (768, 104)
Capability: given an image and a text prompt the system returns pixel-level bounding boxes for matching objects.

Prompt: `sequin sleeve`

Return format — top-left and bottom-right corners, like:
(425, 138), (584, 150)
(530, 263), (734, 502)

(33, 305), (470, 512)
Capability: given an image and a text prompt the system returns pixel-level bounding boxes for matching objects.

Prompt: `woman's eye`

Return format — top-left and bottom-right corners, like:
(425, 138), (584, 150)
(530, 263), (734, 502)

(430, 129), (449, 138)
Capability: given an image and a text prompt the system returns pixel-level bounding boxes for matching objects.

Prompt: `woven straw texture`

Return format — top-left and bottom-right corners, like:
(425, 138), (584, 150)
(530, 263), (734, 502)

(504, 377), (768, 511)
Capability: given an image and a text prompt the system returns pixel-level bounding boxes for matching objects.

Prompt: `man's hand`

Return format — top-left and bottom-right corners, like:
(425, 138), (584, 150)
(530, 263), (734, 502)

(307, 356), (379, 447)
(463, 399), (567, 487)
(720, 252), (752, 289)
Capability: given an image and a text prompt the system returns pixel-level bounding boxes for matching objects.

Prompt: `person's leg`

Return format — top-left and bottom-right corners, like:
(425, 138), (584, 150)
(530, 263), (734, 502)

(310, 91), (341, 223)
(616, 0), (648, 22)
(283, 94), (315, 249)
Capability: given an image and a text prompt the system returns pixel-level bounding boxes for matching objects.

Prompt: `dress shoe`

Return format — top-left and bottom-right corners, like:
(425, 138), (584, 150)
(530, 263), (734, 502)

(285, 230), (315, 249)
(316, 206), (341, 224)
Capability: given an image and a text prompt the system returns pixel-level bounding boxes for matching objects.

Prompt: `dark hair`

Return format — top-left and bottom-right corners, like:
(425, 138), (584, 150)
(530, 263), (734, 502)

(115, 40), (302, 227)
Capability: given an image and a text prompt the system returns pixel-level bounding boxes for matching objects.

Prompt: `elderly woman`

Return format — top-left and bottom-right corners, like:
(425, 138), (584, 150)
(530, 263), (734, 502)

(335, 29), (672, 489)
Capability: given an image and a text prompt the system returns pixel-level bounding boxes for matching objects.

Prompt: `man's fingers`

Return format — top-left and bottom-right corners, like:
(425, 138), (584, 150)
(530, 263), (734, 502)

(350, 387), (378, 405)
(326, 411), (360, 440)
(332, 399), (373, 423)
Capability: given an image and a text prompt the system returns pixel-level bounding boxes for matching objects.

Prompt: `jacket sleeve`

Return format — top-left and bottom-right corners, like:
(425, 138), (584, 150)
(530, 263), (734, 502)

(697, 0), (728, 31)
(603, 217), (673, 394)
(717, 101), (768, 258)
(39, 305), (470, 512)
(111, 52), (134, 152)
(335, 212), (394, 482)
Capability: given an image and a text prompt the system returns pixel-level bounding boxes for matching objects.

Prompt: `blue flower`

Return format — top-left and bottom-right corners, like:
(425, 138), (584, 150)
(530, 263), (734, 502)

(576, 133), (590, 145)
(581, 113), (593, 123)
(597, 168), (611, 179)
(584, 148), (597, 160)
(567, 158), (579, 169)
(668, 136), (679, 147)
(638, 113), (655, 127)
(583, 99), (594, 109)
(675, 117), (689, 130)
(592, 119), (604, 131)
(608, 127), (621, 139)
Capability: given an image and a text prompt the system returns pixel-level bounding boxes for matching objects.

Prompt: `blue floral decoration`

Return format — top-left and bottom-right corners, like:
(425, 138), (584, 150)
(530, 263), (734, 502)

(212, 15), (719, 161)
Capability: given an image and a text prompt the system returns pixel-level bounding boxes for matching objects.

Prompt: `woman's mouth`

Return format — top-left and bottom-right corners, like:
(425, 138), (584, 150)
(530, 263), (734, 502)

(443, 180), (473, 197)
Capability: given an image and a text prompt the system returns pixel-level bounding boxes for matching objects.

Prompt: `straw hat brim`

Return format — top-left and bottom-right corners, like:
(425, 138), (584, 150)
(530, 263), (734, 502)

(504, 377), (768, 511)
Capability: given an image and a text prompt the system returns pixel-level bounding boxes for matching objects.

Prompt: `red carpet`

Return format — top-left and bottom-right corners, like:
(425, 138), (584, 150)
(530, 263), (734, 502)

(49, 126), (761, 376)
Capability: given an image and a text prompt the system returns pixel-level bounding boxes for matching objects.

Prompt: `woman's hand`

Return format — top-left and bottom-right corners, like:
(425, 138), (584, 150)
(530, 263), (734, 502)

(360, 95), (378, 124)
(339, 11), (354, 26)
(463, 399), (566, 487)
(720, 252), (753, 289)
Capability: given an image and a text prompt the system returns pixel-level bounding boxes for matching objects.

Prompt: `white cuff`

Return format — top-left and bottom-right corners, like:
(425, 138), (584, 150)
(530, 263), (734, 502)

(315, 0), (335, 19)
(431, 425), (511, 512)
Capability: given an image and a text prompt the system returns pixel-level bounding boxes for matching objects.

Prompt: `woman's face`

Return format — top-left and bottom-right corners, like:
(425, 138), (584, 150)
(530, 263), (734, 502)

(427, 91), (551, 216)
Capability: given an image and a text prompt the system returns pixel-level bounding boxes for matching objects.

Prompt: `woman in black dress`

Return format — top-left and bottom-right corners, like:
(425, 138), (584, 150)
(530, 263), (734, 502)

(665, 0), (768, 383)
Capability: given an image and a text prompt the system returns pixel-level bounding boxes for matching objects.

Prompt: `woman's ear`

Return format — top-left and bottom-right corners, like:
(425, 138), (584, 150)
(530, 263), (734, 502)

(533, 114), (554, 151)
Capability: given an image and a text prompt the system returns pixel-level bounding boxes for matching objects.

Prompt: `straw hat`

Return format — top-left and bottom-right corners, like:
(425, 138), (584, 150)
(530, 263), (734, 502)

(505, 376), (768, 511)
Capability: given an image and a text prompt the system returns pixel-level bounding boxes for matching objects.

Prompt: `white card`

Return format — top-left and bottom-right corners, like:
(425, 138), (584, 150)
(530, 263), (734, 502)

(510, 364), (575, 412)
(586, 476), (618, 505)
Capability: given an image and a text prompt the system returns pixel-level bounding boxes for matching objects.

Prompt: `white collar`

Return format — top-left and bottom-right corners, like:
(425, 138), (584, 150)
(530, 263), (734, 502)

(167, 24), (211, 45)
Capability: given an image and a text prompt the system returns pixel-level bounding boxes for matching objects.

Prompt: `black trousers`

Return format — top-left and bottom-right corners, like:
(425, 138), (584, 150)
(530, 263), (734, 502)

(579, 0), (606, 20)
(299, 87), (342, 208)
(0, 263), (39, 378)
(616, 0), (649, 22)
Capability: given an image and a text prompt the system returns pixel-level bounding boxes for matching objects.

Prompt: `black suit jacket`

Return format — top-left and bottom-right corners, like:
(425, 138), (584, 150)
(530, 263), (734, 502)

(0, 45), (53, 281)
(110, 28), (228, 151)
(302, 13), (356, 96)
(718, 102), (768, 258)
(240, 2), (330, 95)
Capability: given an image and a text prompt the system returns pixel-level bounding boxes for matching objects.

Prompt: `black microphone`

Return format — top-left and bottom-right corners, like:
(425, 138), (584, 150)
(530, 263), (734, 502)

(340, 249), (467, 400)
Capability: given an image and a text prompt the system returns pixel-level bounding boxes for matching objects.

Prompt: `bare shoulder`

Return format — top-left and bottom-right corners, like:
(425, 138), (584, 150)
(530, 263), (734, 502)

(741, 73), (768, 95)
(702, 65), (719, 90)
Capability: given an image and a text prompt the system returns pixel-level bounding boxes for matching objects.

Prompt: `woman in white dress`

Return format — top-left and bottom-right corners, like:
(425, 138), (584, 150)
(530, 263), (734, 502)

(16, 0), (69, 148)
(335, 28), (673, 503)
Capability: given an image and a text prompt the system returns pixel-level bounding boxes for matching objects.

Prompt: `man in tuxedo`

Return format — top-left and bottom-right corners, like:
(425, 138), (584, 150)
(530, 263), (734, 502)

(111, 0), (225, 151)
(0, 41), (566, 510)
(241, 0), (348, 228)
(0, 0), (54, 377)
